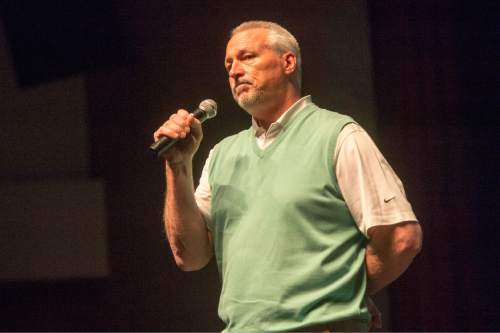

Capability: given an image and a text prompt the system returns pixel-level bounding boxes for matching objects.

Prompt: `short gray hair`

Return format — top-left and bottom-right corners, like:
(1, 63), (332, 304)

(231, 21), (302, 91)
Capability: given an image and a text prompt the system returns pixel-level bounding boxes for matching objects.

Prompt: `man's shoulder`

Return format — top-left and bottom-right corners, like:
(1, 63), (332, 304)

(302, 104), (356, 131)
(310, 104), (354, 122)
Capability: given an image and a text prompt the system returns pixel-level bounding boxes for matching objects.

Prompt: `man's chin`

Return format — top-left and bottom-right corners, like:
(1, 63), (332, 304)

(235, 92), (264, 110)
(236, 98), (256, 111)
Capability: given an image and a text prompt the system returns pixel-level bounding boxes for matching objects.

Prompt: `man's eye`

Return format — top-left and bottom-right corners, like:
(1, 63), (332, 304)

(243, 54), (254, 60)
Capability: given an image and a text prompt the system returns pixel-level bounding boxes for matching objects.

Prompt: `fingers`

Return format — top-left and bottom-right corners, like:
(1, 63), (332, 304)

(189, 116), (203, 141)
(370, 310), (382, 329)
(373, 313), (383, 329)
(365, 296), (383, 330)
(154, 109), (193, 142)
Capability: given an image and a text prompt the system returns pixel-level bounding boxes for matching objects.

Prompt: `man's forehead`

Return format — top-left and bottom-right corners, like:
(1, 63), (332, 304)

(226, 28), (269, 52)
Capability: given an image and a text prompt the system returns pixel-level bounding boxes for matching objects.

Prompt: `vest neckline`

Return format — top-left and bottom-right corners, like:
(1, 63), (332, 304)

(250, 104), (317, 158)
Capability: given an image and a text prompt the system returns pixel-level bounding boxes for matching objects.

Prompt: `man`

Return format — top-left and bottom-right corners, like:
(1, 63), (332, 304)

(153, 21), (422, 332)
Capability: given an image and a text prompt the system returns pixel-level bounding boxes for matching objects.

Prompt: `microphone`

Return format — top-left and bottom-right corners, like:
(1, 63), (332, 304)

(149, 99), (217, 158)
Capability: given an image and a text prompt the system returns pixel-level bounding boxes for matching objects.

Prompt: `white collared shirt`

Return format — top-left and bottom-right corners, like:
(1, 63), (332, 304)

(195, 96), (417, 237)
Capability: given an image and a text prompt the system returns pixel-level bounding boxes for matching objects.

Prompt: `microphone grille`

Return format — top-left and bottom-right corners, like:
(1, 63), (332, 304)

(199, 99), (218, 119)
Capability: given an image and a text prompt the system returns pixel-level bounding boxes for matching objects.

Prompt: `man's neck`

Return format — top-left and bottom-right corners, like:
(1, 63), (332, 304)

(251, 90), (301, 130)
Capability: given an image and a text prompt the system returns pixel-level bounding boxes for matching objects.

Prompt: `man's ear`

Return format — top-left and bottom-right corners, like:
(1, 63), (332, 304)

(282, 52), (297, 76)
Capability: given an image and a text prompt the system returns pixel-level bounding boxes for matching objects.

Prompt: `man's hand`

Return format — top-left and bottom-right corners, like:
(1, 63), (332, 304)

(366, 296), (382, 330)
(153, 109), (203, 165)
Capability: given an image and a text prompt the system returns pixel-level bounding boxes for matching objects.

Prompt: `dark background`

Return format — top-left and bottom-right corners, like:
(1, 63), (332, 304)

(0, 0), (498, 331)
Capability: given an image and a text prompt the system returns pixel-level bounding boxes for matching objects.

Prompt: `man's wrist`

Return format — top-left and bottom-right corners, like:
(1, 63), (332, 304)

(165, 159), (192, 175)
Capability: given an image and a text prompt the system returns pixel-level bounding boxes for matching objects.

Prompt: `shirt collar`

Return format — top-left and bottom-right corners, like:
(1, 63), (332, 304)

(252, 95), (312, 136)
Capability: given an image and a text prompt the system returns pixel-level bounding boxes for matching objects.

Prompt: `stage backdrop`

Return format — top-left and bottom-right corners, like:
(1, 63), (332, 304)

(0, 0), (497, 331)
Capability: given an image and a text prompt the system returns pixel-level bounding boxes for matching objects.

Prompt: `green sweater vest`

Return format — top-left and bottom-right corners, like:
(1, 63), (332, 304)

(208, 104), (369, 332)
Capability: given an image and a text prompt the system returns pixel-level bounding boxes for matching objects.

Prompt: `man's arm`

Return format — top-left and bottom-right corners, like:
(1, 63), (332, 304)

(365, 221), (422, 295)
(164, 160), (213, 271)
(334, 124), (422, 294)
(154, 110), (213, 271)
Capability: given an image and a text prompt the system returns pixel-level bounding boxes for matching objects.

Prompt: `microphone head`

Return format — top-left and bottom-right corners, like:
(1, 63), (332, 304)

(199, 99), (217, 119)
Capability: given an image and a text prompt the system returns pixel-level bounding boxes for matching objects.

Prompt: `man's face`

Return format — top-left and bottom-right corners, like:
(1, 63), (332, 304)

(225, 28), (288, 111)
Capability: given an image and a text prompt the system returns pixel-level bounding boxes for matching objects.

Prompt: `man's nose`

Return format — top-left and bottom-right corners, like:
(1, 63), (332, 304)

(229, 60), (244, 78)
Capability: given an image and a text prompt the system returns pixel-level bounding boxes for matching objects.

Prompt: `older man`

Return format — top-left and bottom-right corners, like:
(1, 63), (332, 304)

(153, 21), (422, 332)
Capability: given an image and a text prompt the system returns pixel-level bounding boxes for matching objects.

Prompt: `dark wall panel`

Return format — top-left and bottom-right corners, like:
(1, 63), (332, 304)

(0, 0), (128, 87)
(369, 1), (499, 331)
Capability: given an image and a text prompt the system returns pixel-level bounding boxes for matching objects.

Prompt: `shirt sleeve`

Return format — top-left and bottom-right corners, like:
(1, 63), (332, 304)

(194, 149), (213, 230)
(335, 123), (418, 238)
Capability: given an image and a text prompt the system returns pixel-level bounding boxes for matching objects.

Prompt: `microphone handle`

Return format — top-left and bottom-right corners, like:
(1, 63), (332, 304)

(151, 136), (179, 157)
(149, 108), (209, 158)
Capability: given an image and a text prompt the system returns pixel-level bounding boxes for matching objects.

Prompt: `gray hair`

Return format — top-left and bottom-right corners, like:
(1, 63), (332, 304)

(231, 21), (302, 91)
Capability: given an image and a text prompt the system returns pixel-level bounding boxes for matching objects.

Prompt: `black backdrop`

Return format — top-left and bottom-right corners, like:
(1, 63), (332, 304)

(369, 2), (498, 330)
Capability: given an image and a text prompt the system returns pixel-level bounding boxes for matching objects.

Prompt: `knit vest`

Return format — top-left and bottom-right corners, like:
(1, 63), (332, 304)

(208, 104), (369, 332)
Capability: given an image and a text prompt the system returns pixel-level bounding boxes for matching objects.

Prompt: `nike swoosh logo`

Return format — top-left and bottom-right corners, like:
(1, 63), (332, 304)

(384, 196), (396, 203)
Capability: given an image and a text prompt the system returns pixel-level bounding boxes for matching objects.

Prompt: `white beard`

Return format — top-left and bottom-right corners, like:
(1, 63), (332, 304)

(234, 87), (266, 111)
